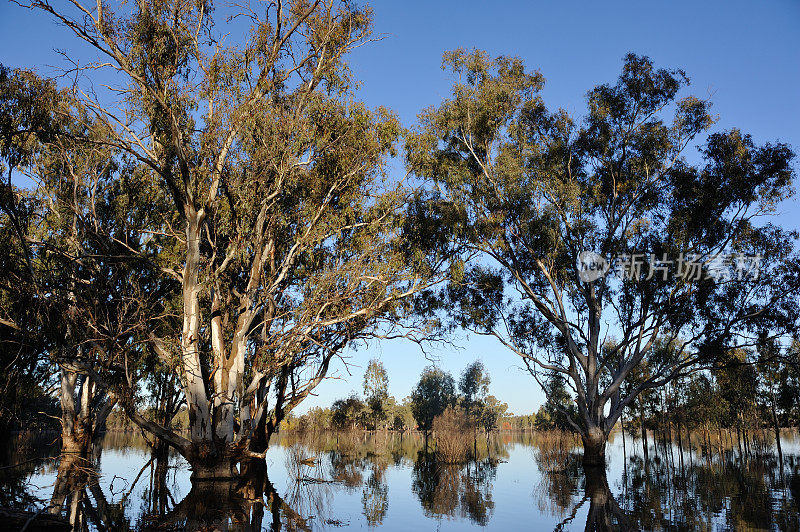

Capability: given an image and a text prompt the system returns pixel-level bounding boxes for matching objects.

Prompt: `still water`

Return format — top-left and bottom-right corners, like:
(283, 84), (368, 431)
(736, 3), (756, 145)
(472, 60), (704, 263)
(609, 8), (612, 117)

(3, 429), (800, 530)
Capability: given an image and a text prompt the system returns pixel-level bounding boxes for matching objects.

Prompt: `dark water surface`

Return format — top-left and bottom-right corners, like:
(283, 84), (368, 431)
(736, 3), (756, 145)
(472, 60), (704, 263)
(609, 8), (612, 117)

(3, 429), (800, 530)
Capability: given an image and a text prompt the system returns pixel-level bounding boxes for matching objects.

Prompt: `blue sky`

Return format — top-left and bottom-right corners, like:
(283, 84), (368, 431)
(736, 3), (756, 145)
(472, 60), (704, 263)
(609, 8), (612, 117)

(2, 0), (799, 414)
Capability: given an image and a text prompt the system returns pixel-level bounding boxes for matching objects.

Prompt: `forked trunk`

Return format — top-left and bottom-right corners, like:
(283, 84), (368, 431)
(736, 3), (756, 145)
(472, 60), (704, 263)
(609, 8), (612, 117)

(58, 368), (110, 457)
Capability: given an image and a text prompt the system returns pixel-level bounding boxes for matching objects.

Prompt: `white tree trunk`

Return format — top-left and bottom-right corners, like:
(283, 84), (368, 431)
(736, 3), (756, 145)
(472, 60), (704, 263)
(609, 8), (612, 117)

(182, 212), (211, 442)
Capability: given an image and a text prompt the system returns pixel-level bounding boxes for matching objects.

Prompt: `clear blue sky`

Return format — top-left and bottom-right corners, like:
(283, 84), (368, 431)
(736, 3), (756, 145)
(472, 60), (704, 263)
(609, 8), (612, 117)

(2, 0), (799, 415)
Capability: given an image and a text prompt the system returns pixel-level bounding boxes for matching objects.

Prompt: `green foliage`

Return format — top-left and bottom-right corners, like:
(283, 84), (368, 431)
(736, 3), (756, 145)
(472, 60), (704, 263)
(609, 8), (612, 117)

(389, 399), (417, 432)
(410, 366), (457, 432)
(479, 395), (508, 433)
(0, 65), (65, 432)
(291, 361), (511, 435)
(364, 359), (389, 401)
(777, 341), (800, 425)
(363, 359), (390, 430)
(11, 0), (451, 458)
(406, 48), (799, 444)
(0, 64), (61, 174)
(331, 394), (367, 431)
(459, 360), (490, 422)
(536, 372), (578, 432)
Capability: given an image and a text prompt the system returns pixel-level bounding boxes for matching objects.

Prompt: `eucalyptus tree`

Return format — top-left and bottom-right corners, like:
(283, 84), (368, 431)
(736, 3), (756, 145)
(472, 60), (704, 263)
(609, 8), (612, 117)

(13, 76), (176, 457)
(479, 395), (507, 434)
(21, 0), (448, 478)
(1, 63), (156, 452)
(330, 394), (366, 431)
(714, 349), (759, 450)
(363, 358), (389, 430)
(756, 341), (784, 462)
(410, 366), (456, 433)
(777, 340), (800, 427)
(406, 49), (799, 466)
(459, 360), (489, 424)
(364, 358), (389, 401)
(0, 187), (59, 433)
(0, 64), (62, 433)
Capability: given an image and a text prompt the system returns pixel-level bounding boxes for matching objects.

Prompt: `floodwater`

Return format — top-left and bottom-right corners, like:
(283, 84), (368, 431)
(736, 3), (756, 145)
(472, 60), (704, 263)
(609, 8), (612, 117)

(3, 429), (800, 530)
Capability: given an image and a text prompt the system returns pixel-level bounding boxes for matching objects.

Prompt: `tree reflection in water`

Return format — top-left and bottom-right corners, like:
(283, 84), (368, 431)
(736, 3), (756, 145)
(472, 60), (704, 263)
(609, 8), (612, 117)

(532, 435), (800, 531)
(361, 453), (389, 526)
(5, 431), (800, 530)
(615, 453), (800, 531)
(0, 433), (57, 513)
(532, 439), (633, 531)
(411, 450), (498, 525)
(47, 443), (130, 530)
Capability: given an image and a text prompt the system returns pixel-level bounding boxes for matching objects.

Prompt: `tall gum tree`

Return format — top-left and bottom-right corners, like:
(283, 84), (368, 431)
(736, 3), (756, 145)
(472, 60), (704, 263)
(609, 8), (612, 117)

(0, 64), (66, 435)
(20, 0), (448, 479)
(0, 65), (132, 458)
(406, 49), (800, 468)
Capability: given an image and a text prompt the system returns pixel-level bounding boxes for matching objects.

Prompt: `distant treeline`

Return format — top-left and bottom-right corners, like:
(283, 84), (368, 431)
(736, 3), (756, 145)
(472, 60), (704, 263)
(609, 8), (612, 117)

(283, 342), (800, 458)
(282, 359), (512, 435)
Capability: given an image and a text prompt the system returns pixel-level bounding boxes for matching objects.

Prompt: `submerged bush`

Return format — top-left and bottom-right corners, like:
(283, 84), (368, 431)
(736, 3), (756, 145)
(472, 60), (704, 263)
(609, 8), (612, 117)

(532, 430), (578, 473)
(433, 407), (473, 463)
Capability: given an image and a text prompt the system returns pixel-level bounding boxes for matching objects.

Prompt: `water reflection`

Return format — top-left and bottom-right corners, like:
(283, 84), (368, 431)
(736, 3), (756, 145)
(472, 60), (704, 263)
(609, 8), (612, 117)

(361, 457), (388, 526)
(3, 430), (800, 530)
(616, 453), (800, 530)
(411, 451), (498, 525)
(531, 436), (632, 531)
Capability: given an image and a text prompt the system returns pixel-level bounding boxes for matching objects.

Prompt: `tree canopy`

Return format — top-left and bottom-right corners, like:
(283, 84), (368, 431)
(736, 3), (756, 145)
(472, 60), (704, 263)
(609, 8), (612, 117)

(16, 0), (448, 477)
(406, 48), (799, 464)
(410, 366), (457, 432)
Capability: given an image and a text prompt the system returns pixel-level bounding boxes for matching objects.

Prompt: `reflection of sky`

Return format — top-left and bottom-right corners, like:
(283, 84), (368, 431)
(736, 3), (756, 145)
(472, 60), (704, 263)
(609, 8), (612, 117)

(18, 430), (800, 530)
(262, 437), (569, 530)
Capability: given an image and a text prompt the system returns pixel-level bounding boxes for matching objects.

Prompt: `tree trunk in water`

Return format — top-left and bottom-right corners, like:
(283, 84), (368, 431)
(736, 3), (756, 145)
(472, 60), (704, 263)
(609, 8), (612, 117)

(743, 429), (750, 458)
(686, 429), (692, 457)
(186, 442), (239, 480)
(52, 369), (95, 520)
(640, 408), (649, 460)
(238, 459), (267, 530)
(190, 461), (238, 480)
(50, 451), (90, 516)
(770, 391), (784, 470)
(581, 427), (607, 467)
(58, 369), (95, 457)
(151, 461), (292, 531)
(663, 388), (672, 446)
(736, 427), (743, 460)
(703, 423), (712, 466)
(149, 443), (170, 517)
